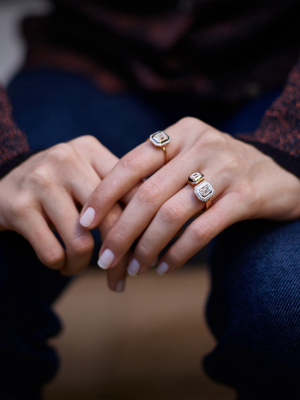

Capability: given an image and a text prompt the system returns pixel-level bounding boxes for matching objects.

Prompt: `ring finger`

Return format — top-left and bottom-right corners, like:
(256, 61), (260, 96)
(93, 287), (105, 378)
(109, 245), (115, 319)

(156, 192), (245, 274)
(126, 171), (226, 276)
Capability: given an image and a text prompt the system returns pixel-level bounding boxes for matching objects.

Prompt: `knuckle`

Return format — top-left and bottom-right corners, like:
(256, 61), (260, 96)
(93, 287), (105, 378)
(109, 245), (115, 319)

(10, 194), (34, 220)
(93, 186), (111, 207)
(27, 166), (53, 188)
(235, 181), (259, 212)
(71, 135), (100, 149)
(136, 242), (153, 260)
(221, 154), (240, 176)
(71, 234), (94, 257)
(201, 129), (227, 148)
(168, 247), (183, 268)
(120, 152), (142, 173)
(159, 200), (185, 225)
(189, 220), (213, 243)
(136, 181), (161, 205)
(47, 143), (77, 164)
(107, 227), (128, 250)
(178, 116), (201, 130)
(101, 208), (121, 232)
(42, 248), (64, 269)
(236, 181), (253, 201)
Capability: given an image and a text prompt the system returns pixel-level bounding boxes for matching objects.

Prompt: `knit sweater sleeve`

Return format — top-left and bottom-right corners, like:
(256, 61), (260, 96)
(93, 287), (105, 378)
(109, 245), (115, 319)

(237, 55), (300, 179)
(0, 85), (31, 179)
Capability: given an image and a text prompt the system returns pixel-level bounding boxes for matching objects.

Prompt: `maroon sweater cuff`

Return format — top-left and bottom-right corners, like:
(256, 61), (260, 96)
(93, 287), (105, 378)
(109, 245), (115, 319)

(237, 55), (300, 179)
(0, 86), (30, 178)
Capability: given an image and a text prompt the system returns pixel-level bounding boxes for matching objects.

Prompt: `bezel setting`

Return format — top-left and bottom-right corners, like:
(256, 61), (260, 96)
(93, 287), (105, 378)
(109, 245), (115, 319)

(188, 172), (204, 186)
(149, 131), (170, 147)
(194, 181), (215, 202)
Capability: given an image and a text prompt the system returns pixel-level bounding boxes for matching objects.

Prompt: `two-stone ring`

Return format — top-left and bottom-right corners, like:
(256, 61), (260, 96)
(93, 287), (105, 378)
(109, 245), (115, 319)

(187, 172), (215, 210)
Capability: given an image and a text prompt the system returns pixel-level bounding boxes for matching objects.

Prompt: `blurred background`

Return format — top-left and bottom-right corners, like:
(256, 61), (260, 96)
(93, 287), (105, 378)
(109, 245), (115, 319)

(0, 1), (235, 399)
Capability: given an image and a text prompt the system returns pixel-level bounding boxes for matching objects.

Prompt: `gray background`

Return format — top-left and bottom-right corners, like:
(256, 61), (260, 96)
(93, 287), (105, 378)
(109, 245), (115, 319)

(0, 0), (51, 86)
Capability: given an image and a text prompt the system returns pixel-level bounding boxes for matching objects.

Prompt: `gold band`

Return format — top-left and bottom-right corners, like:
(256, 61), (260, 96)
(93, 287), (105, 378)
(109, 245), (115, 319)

(148, 131), (171, 165)
(205, 199), (212, 210)
(161, 146), (169, 164)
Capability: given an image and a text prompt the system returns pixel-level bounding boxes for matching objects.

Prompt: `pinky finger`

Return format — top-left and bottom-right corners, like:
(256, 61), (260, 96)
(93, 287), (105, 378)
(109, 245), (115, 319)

(17, 211), (65, 270)
(156, 194), (244, 275)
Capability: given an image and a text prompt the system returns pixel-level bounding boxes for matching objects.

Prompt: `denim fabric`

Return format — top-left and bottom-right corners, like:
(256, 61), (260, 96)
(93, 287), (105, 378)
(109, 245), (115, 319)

(204, 219), (300, 399)
(2, 69), (298, 399)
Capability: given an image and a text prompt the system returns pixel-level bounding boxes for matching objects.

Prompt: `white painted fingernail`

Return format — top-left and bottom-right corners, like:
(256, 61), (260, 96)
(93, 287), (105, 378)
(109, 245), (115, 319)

(80, 207), (95, 227)
(127, 258), (140, 276)
(156, 262), (169, 275)
(115, 279), (125, 293)
(150, 256), (159, 267)
(97, 249), (114, 270)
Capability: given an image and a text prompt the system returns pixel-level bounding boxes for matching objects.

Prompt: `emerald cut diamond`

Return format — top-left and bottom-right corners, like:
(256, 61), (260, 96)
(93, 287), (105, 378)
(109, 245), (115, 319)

(188, 172), (204, 186)
(194, 181), (215, 201)
(149, 131), (170, 147)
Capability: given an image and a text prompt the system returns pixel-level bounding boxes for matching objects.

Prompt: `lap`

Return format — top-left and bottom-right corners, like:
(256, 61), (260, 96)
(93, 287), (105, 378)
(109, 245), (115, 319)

(205, 218), (300, 399)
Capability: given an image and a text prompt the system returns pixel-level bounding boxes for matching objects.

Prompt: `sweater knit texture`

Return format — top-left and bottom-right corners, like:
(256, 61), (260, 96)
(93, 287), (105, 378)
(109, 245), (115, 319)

(0, 0), (299, 177)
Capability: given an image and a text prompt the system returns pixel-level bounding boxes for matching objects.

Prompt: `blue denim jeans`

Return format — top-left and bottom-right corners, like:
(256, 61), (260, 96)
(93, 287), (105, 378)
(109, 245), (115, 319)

(2, 69), (300, 399)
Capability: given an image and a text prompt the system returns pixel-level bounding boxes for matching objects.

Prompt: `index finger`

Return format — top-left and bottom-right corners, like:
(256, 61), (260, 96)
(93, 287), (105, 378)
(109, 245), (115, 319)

(79, 128), (182, 229)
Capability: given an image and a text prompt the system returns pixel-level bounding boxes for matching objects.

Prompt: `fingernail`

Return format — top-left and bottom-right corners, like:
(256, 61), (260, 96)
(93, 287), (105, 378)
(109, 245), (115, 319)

(80, 207), (95, 227)
(156, 262), (169, 275)
(127, 258), (140, 276)
(150, 256), (159, 267)
(97, 249), (114, 270)
(115, 279), (125, 293)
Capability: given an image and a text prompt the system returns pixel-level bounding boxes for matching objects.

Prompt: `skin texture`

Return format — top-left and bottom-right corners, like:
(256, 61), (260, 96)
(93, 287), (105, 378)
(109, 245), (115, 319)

(81, 117), (300, 287)
(0, 135), (138, 291)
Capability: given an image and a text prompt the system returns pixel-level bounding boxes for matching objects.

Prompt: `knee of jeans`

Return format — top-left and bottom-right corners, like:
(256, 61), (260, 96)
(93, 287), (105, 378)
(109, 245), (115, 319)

(204, 219), (300, 394)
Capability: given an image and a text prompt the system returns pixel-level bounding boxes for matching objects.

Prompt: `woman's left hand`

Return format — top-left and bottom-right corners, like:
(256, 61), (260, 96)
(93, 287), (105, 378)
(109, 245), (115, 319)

(80, 117), (300, 284)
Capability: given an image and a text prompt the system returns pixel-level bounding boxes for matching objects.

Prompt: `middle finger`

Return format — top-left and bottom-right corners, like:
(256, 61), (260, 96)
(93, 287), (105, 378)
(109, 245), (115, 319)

(97, 147), (226, 270)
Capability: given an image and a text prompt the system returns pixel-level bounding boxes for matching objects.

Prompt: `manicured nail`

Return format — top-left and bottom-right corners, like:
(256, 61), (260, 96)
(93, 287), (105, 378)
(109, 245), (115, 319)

(127, 258), (140, 276)
(115, 279), (125, 293)
(97, 249), (114, 270)
(80, 207), (95, 227)
(156, 262), (169, 275)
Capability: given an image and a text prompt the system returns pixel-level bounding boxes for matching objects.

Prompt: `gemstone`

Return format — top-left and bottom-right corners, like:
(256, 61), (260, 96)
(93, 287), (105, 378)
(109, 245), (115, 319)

(188, 172), (204, 185)
(149, 131), (170, 147)
(194, 181), (215, 201)
(200, 185), (212, 196)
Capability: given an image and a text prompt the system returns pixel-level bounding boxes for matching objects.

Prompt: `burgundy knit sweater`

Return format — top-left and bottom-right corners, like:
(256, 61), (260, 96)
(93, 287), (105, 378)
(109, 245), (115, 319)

(0, 0), (300, 178)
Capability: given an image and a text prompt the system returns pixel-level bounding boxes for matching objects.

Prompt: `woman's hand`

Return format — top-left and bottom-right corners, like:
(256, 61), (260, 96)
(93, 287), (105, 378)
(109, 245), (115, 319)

(0, 135), (135, 290)
(80, 117), (300, 285)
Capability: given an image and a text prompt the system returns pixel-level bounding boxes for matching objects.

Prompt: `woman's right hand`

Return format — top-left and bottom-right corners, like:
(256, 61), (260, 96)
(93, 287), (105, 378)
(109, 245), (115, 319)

(0, 135), (133, 290)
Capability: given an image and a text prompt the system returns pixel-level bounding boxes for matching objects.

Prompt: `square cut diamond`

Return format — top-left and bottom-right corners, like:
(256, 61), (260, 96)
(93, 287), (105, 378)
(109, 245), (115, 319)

(200, 185), (212, 197)
(191, 172), (201, 180)
(150, 131), (170, 147)
(188, 172), (204, 185)
(194, 181), (215, 201)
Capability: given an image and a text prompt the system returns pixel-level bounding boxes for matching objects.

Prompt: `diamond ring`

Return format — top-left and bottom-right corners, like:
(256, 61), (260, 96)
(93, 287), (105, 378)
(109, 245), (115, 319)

(188, 172), (215, 210)
(148, 131), (171, 164)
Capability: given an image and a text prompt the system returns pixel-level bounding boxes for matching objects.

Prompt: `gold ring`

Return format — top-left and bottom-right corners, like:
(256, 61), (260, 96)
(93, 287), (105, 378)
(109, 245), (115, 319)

(187, 172), (215, 210)
(148, 131), (170, 164)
